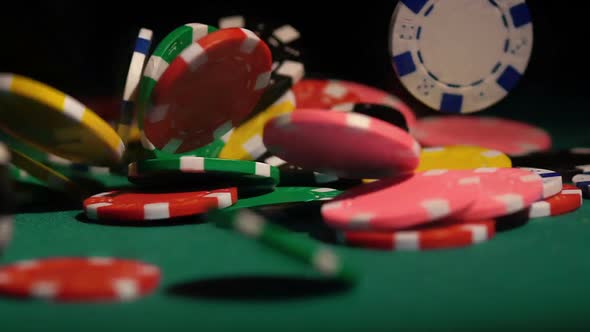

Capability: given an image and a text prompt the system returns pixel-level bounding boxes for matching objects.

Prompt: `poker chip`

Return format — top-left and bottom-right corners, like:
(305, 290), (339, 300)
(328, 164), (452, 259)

(117, 28), (153, 144)
(413, 116), (552, 156)
(136, 23), (220, 158)
(224, 186), (341, 212)
(259, 154), (363, 190)
(511, 148), (590, 182)
(529, 184), (582, 219)
(337, 219), (495, 251)
(8, 147), (87, 197)
(452, 168), (544, 221)
(84, 187), (237, 221)
(518, 167), (562, 199)
(389, 0), (533, 113)
(128, 156), (280, 188)
(263, 109), (420, 179)
(572, 174), (590, 198)
(0, 73), (124, 165)
(145, 28), (272, 154)
(208, 209), (357, 283)
(219, 16), (305, 116)
(0, 143), (13, 254)
(292, 79), (361, 108)
(331, 103), (409, 132)
(218, 90), (296, 161)
(321, 170), (481, 231)
(9, 164), (45, 187)
(334, 80), (416, 128)
(417, 145), (512, 171)
(0, 257), (160, 301)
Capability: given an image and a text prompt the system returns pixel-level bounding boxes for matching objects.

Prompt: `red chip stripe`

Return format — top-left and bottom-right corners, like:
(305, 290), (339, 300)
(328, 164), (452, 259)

(83, 188), (237, 221)
(292, 79), (361, 109)
(529, 184), (583, 218)
(0, 257), (160, 301)
(341, 220), (495, 251)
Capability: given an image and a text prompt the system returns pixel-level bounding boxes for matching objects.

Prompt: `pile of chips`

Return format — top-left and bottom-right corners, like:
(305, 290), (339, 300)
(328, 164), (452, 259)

(0, 1), (587, 302)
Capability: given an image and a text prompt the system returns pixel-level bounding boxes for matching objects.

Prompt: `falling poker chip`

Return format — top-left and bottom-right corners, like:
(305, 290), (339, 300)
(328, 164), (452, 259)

(208, 209), (358, 283)
(263, 109), (420, 179)
(0, 73), (124, 166)
(413, 116), (551, 156)
(0, 143), (13, 255)
(136, 23), (221, 158)
(218, 15), (306, 117)
(333, 80), (417, 129)
(389, 0), (533, 113)
(331, 103), (409, 132)
(292, 79), (361, 109)
(218, 90), (296, 161)
(145, 28), (272, 154)
(117, 28), (153, 144)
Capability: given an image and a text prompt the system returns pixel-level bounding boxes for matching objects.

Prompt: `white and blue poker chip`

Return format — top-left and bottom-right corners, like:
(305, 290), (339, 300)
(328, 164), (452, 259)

(519, 167), (563, 199)
(389, 0), (533, 113)
(572, 174), (590, 198)
(120, 28), (153, 129)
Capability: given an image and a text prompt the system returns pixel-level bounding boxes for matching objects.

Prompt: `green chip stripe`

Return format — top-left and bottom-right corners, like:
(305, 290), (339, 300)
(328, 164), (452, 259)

(224, 187), (342, 211)
(137, 23), (218, 128)
(133, 156), (280, 184)
(9, 148), (85, 195)
(209, 209), (358, 283)
(9, 165), (45, 186)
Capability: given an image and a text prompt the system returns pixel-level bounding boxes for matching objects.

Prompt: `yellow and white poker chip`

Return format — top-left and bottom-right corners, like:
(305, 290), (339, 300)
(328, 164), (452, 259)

(0, 73), (124, 166)
(219, 90), (296, 160)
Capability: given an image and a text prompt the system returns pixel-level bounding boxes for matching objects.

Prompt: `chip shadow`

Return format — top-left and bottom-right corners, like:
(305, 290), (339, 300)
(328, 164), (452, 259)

(75, 212), (208, 227)
(167, 275), (352, 301)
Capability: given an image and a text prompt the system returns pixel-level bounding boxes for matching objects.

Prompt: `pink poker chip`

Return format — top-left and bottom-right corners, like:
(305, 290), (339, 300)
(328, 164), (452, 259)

(335, 80), (416, 128)
(321, 170), (481, 231)
(412, 116), (552, 156)
(451, 167), (544, 221)
(263, 109), (421, 179)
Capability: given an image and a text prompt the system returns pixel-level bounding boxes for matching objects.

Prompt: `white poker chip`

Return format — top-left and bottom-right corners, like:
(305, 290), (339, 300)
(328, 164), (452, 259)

(519, 167), (563, 199)
(389, 0), (533, 113)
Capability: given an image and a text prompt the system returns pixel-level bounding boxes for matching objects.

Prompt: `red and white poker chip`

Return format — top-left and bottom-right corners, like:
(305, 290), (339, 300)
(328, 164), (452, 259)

(334, 79), (416, 128)
(83, 187), (237, 221)
(0, 257), (160, 302)
(529, 184), (583, 219)
(339, 219), (495, 251)
(292, 79), (361, 109)
(146, 28), (272, 153)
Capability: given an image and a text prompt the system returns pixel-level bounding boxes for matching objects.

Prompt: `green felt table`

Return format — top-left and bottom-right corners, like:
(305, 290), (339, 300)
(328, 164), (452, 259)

(1, 93), (589, 331)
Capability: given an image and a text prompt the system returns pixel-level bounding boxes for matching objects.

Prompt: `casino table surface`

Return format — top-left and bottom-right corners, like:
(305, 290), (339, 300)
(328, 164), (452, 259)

(1, 93), (589, 331)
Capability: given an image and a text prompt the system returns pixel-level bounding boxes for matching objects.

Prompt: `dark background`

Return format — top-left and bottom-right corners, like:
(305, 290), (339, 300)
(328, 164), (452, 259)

(0, 1), (585, 108)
